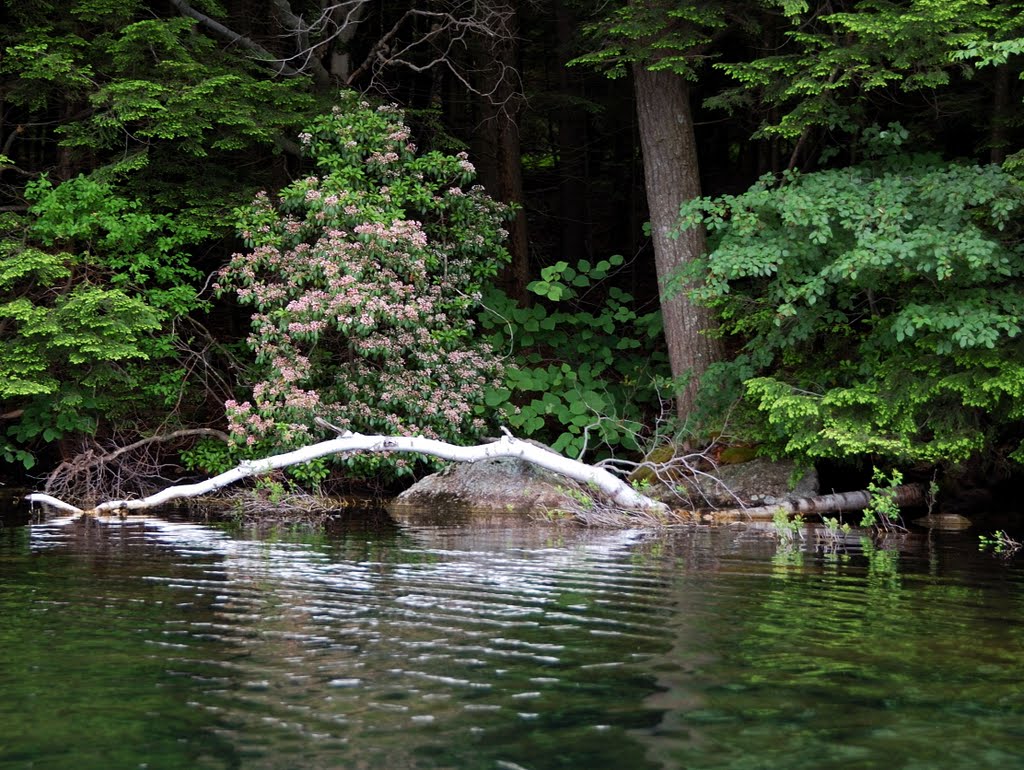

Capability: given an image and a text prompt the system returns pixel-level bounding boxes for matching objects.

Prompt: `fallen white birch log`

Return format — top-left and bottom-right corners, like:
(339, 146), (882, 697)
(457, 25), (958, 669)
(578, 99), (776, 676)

(25, 431), (669, 516)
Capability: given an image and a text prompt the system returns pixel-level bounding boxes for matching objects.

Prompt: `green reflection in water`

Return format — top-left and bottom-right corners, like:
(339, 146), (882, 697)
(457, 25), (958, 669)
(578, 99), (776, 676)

(0, 525), (242, 769)
(0, 519), (1023, 770)
(643, 532), (1024, 770)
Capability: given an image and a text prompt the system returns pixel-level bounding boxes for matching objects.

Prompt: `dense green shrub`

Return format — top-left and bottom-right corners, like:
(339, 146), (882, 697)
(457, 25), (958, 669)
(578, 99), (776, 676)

(0, 0), (320, 474)
(0, 211), (163, 468)
(680, 138), (1024, 465)
(481, 256), (670, 460)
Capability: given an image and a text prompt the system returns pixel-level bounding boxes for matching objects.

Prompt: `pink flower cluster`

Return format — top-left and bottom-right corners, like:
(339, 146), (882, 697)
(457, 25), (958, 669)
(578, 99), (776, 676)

(217, 98), (510, 458)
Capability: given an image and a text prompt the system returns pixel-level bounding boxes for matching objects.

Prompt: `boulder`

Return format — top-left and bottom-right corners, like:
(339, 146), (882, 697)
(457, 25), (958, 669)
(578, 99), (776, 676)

(389, 455), (820, 525)
(388, 457), (580, 524)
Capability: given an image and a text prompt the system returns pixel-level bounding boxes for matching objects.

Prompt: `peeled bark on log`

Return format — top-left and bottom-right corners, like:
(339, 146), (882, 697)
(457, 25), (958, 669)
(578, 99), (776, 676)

(26, 432), (668, 516)
(709, 484), (925, 521)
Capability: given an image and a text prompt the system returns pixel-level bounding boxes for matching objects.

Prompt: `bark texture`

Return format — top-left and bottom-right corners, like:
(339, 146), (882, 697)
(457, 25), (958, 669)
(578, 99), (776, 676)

(632, 65), (722, 420)
(713, 484), (926, 521)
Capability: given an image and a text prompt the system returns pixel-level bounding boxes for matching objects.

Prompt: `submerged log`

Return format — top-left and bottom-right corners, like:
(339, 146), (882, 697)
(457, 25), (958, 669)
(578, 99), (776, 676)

(25, 431), (669, 516)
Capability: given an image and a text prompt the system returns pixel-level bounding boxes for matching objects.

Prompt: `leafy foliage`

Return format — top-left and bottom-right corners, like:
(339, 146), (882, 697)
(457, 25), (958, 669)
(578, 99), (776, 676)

(0, 213), (162, 467)
(218, 94), (510, 476)
(0, 0), (322, 476)
(2, 2), (315, 165)
(861, 467), (904, 529)
(709, 0), (1024, 147)
(26, 176), (206, 316)
(679, 141), (1024, 465)
(481, 256), (669, 459)
(568, 0), (727, 78)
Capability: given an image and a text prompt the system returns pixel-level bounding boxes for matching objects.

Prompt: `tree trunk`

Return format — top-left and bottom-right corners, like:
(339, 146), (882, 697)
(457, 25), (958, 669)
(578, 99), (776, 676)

(990, 62), (1011, 165)
(716, 484), (925, 521)
(473, 2), (530, 303)
(555, 0), (589, 263)
(632, 65), (722, 421)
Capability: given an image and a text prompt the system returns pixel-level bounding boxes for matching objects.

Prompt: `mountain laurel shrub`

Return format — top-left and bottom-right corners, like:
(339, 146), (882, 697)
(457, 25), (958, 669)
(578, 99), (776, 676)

(218, 94), (510, 476)
(679, 142), (1024, 466)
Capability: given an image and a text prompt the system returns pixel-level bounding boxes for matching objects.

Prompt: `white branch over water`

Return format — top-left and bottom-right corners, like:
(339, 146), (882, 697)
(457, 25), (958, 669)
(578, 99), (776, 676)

(26, 432), (668, 516)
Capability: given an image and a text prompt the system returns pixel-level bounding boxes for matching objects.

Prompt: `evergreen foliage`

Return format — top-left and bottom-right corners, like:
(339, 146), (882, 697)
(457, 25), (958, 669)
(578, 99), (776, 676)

(0, 213), (162, 467)
(568, 0), (727, 78)
(709, 0), (1024, 158)
(0, 0), (320, 472)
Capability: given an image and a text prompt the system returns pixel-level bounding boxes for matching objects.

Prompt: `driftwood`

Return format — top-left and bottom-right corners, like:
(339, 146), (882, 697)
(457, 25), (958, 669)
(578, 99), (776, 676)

(37, 428), (233, 509)
(26, 430), (669, 516)
(25, 424), (928, 527)
(703, 483), (926, 522)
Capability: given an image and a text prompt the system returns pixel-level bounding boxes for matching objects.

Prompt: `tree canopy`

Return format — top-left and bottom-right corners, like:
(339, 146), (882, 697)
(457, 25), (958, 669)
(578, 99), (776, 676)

(2, 0), (1023, 504)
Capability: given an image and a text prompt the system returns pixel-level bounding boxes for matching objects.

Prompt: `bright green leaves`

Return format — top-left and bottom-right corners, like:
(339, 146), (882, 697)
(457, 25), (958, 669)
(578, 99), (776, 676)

(4, 2), (316, 164)
(891, 292), (1024, 352)
(528, 255), (625, 304)
(570, 0), (727, 79)
(709, 0), (1020, 145)
(682, 151), (1024, 465)
(47, 286), (161, 365)
(0, 214), (162, 461)
(0, 243), (71, 291)
(26, 175), (205, 316)
(0, 0), (334, 476)
(1, 33), (95, 110)
(0, 283), (159, 393)
(482, 255), (666, 461)
(85, 69), (311, 156)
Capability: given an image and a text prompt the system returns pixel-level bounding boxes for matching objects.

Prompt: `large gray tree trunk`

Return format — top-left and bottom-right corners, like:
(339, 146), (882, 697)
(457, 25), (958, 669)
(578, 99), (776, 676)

(633, 66), (722, 421)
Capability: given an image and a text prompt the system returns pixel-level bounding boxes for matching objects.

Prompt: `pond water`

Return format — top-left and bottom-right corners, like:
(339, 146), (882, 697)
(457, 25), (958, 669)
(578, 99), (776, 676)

(1, 511), (1023, 769)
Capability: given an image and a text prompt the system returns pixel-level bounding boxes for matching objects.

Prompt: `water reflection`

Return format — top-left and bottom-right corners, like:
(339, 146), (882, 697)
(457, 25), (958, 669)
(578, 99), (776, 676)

(1, 515), (1022, 769)
(637, 528), (1024, 770)
(8, 516), (677, 769)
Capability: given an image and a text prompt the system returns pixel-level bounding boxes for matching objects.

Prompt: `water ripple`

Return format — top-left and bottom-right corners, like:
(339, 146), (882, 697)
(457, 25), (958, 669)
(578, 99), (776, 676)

(5, 515), (1024, 769)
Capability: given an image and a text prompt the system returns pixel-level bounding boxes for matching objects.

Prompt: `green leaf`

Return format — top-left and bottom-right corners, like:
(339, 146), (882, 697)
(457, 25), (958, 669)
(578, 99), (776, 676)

(485, 388), (512, 407)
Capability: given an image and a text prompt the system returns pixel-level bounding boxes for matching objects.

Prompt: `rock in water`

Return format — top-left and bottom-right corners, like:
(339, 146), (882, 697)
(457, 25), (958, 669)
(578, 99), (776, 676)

(913, 513), (972, 530)
(389, 458), (580, 524)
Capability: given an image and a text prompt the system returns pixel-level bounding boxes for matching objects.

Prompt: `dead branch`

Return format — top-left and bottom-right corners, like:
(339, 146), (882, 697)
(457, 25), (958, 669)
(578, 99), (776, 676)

(268, 0), (332, 88)
(168, 0), (521, 114)
(28, 431), (669, 516)
(52, 428), (230, 478)
(168, 0), (303, 76)
(598, 440), (746, 510)
(43, 428), (232, 506)
(345, 2), (522, 112)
